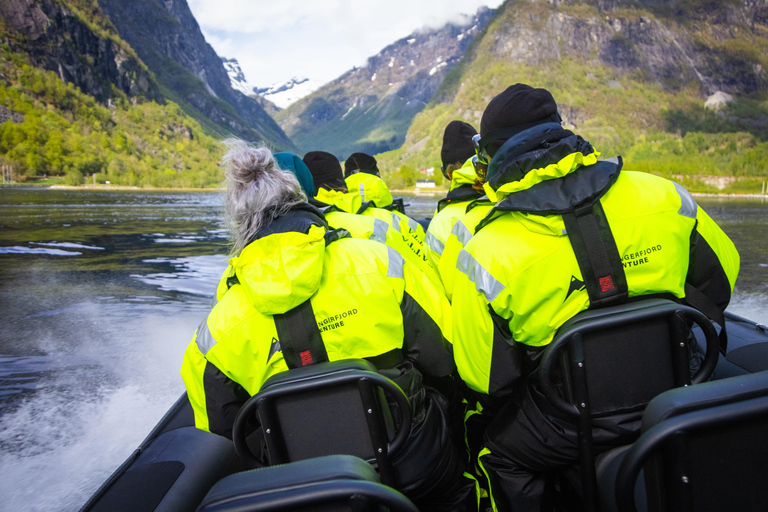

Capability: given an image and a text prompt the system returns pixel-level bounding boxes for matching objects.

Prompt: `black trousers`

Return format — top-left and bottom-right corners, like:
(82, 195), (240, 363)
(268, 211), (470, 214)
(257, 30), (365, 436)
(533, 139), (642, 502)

(479, 385), (642, 512)
(393, 388), (478, 512)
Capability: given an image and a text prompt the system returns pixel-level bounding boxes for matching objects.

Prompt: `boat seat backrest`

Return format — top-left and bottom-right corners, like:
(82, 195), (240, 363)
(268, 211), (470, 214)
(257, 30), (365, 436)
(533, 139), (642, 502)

(197, 454), (418, 512)
(615, 370), (768, 512)
(234, 359), (411, 486)
(573, 315), (678, 415)
(540, 298), (719, 419)
(538, 298), (720, 511)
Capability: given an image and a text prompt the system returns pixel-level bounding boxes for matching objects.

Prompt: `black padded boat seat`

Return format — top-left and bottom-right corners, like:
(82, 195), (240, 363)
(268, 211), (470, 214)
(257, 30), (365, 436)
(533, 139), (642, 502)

(595, 445), (645, 512)
(253, 359), (395, 463)
(197, 454), (418, 512)
(87, 426), (237, 512)
(693, 313), (768, 378)
(642, 368), (768, 427)
(233, 359), (411, 487)
(614, 370), (768, 512)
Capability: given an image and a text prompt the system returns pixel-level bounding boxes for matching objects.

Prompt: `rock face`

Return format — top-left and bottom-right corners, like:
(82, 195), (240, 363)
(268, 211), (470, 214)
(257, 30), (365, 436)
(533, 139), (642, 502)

(483, 0), (767, 97)
(276, 7), (494, 158)
(0, 0), (160, 103)
(0, 105), (24, 124)
(705, 91), (735, 110)
(97, 0), (295, 150)
(380, 0), (768, 170)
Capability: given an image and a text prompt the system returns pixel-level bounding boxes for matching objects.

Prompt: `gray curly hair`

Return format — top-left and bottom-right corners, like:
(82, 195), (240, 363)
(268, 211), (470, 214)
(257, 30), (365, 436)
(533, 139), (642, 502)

(222, 138), (306, 254)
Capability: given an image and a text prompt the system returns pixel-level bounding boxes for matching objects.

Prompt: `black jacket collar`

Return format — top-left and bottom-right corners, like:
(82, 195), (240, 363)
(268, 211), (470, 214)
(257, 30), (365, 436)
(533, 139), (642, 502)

(437, 184), (484, 213)
(253, 202), (328, 241)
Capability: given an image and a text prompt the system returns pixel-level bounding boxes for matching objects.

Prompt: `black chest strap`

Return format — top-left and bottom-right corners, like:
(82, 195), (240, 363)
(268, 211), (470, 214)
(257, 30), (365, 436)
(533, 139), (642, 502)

(684, 283), (728, 353)
(562, 201), (628, 309)
(274, 299), (329, 368)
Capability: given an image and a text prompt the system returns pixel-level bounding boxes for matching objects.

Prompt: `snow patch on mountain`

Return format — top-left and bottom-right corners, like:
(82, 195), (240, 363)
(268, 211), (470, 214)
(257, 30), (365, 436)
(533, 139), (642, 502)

(222, 57), (319, 108)
(221, 57), (254, 96)
(254, 78), (320, 109)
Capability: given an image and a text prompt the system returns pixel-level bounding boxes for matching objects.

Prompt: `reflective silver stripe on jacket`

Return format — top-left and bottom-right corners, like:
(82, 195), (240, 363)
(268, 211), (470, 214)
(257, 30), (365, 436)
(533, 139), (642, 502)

(391, 212), (402, 232)
(673, 181), (698, 219)
(451, 220), (473, 246)
(370, 218), (389, 243)
(195, 317), (217, 355)
(407, 217), (420, 234)
(456, 249), (505, 303)
(386, 246), (405, 279)
(425, 231), (445, 256)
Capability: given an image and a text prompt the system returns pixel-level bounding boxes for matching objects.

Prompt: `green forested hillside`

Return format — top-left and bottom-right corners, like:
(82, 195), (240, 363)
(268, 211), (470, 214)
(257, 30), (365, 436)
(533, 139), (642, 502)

(0, 45), (221, 187)
(0, 3), (223, 187)
(377, 0), (768, 194)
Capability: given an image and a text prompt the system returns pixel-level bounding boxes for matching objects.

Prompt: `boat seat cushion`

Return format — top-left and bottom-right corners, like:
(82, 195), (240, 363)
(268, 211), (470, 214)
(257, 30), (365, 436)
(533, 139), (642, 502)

(198, 455), (383, 512)
(642, 369), (768, 429)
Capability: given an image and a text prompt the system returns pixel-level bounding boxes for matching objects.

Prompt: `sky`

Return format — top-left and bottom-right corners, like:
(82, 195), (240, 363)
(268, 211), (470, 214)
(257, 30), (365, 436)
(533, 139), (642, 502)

(187, 0), (505, 89)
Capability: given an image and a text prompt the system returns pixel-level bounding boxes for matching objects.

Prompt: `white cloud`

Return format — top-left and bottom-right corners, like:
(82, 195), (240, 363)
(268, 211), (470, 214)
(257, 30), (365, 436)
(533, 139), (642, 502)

(187, 0), (504, 89)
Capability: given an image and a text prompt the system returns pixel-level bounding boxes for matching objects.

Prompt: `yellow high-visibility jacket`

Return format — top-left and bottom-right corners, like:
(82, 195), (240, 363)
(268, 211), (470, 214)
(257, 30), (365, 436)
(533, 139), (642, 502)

(437, 199), (493, 302)
(316, 202), (446, 302)
(315, 186), (425, 246)
(425, 157), (483, 269)
(345, 172), (393, 208)
(453, 136), (739, 397)
(182, 204), (454, 437)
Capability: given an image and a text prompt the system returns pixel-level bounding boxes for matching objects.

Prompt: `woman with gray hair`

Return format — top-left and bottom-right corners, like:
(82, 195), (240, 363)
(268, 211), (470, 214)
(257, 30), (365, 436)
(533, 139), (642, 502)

(222, 139), (307, 255)
(181, 139), (476, 511)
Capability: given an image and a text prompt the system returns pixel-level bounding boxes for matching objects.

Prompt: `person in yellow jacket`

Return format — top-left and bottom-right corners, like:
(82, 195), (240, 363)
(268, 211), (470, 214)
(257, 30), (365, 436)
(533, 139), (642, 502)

(277, 151), (445, 300)
(304, 150), (427, 260)
(344, 152), (394, 209)
(451, 85), (740, 512)
(438, 198), (492, 302)
(425, 121), (484, 270)
(182, 140), (475, 511)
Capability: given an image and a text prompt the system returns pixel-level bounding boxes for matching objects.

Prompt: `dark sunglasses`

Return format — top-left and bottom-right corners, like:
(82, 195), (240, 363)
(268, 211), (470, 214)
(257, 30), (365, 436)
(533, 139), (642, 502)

(472, 133), (490, 165)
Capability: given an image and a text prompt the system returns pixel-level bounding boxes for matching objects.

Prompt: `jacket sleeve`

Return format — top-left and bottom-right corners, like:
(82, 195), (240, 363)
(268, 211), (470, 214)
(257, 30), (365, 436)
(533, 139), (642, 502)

(392, 247), (456, 379)
(450, 253), (538, 398)
(686, 205), (740, 312)
(180, 318), (250, 439)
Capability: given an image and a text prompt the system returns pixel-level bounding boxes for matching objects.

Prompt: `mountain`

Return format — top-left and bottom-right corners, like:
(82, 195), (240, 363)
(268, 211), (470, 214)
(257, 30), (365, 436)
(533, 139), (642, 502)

(0, 0), (159, 104)
(96, 0), (296, 151)
(221, 59), (318, 110)
(254, 77), (320, 110)
(222, 57), (255, 97)
(0, 0), (228, 187)
(376, 0), (768, 194)
(275, 7), (495, 159)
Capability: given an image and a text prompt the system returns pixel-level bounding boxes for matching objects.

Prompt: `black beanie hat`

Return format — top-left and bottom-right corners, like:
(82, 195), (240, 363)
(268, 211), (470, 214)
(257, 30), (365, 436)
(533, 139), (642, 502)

(344, 152), (379, 177)
(480, 84), (559, 137)
(303, 151), (346, 194)
(440, 121), (477, 168)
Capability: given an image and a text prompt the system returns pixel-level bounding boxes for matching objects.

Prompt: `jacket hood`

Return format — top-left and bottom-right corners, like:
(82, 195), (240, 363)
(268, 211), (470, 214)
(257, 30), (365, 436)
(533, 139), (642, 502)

(345, 172), (393, 208)
(315, 187), (362, 213)
(229, 206), (329, 315)
(449, 157), (478, 191)
(483, 126), (599, 203)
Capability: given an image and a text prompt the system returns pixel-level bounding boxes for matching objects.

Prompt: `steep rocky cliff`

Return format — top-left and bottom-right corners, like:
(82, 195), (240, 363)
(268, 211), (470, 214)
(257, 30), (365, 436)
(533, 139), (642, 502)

(377, 0), (768, 183)
(0, 0), (231, 187)
(275, 7), (494, 158)
(0, 0), (159, 103)
(97, 0), (295, 150)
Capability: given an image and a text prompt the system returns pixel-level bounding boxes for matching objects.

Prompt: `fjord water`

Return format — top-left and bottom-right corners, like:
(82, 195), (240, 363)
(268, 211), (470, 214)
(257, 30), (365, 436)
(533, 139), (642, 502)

(0, 188), (766, 511)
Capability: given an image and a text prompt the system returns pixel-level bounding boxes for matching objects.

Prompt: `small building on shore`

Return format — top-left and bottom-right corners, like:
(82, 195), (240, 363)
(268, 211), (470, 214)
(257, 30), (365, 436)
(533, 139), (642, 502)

(416, 179), (435, 188)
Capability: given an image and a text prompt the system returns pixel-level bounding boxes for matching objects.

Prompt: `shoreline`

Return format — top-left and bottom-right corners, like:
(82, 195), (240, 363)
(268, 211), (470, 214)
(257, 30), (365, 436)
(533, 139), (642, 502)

(48, 184), (224, 192)
(2, 184), (766, 199)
